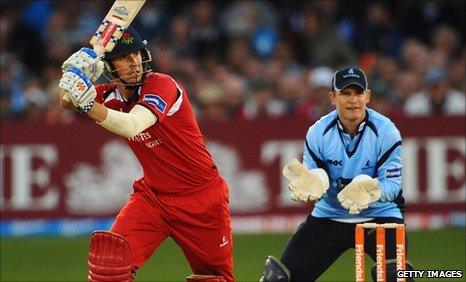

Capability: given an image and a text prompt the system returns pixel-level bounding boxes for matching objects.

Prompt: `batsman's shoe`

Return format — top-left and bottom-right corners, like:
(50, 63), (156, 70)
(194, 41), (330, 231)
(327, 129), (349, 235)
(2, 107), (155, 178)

(337, 174), (381, 214)
(260, 256), (290, 282)
(283, 158), (329, 202)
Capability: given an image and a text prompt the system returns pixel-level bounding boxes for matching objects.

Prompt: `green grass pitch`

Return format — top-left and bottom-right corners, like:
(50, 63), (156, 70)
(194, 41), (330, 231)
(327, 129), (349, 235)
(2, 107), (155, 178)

(1, 229), (465, 281)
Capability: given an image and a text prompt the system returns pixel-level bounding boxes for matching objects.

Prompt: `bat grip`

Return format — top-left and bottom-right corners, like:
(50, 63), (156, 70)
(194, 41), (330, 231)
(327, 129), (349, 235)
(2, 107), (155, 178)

(60, 90), (76, 110)
(93, 45), (105, 59)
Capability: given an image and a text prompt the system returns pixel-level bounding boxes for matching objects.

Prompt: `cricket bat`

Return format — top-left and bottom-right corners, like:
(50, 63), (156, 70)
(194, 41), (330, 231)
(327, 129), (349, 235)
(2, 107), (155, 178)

(61, 0), (146, 105)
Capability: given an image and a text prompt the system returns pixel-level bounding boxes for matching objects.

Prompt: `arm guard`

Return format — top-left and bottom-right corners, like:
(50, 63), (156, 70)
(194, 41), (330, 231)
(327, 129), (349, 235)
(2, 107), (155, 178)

(98, 104), (156, 139)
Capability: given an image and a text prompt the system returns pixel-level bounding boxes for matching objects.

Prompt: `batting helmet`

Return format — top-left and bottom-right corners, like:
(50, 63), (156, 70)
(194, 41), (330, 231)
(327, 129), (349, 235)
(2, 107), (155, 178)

(103, 26), (153, 86)
(104, 26), (147, 60)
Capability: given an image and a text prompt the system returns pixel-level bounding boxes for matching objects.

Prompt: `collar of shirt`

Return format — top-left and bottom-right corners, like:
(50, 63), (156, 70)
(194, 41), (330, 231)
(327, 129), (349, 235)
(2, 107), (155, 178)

(337, 119), (366, 139)
(336, 112), (369, 154)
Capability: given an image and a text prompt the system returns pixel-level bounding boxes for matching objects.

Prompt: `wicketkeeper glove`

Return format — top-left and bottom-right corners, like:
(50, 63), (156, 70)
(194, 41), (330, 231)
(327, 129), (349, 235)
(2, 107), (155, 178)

(62, 47), (104, 82)
(58, 67), (96, 114)
(283, 159), (329, 203)
(337, 174), (381, 215)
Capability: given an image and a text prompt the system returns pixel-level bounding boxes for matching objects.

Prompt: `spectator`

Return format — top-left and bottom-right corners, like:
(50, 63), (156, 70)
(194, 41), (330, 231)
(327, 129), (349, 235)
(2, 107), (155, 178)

(392, 70), (422, 111)
(357, 3), (404, 57)
(404, 67), (466, 116)
(226, 36), (253, 75)
(448, 50), (465, 92)
(276, 69), (307, 115)
(1, 1), (464, 122)
(431, 25), (460, 59)
(297, 66), (334, 120)
(220, 1), (278, 38)
(300, 9), (357, 67)
(190, 0), (224, 59)
(243, 79), (286, 120)
(166, 15), (196, 58)
(196, 79), (226, 120)
(400, 38), (430, 76)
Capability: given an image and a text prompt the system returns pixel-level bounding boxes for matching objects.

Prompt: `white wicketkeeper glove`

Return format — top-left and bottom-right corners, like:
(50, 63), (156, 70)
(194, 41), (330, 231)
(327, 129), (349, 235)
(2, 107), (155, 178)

(58, 67), (96, 114)
(62, 47), (104, 82)
(283, 159), (329, 203)
(337, 174), (381, 215)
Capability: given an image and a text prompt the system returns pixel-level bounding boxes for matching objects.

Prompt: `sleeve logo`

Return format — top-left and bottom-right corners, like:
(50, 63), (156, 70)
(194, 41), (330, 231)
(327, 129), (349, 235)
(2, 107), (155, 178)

(143, 94), (167, 113)
(386, 167), (402, 178)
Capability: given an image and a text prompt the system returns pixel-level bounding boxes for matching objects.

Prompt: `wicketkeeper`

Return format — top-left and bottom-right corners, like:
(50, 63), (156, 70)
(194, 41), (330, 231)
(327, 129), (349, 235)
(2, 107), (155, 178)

(59, 26), (233, 282)
(260, 67), (414, 282)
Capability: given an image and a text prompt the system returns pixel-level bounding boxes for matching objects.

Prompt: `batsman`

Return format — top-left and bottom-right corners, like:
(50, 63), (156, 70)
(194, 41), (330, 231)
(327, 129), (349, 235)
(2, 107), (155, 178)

(58, 27), (233, 282)
(260, 67), (415, 282)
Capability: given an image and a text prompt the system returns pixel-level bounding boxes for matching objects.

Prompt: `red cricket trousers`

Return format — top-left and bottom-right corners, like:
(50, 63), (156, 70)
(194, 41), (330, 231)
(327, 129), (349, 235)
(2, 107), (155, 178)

(111, 176), (234, 282)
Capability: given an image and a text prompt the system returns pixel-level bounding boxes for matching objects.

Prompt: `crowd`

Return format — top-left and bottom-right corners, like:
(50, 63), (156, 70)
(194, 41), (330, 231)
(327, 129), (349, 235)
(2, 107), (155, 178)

(1, 0), (464, 123)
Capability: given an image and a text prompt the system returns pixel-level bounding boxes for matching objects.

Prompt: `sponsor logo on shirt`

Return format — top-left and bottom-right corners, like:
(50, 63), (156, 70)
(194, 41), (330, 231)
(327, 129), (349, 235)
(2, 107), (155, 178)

(128, 132), (152, 142)
(128, 132), (163, 148)
(386, 167), (402, 178)
(327, 159), (343, 166)
(143, 94), (167, 113)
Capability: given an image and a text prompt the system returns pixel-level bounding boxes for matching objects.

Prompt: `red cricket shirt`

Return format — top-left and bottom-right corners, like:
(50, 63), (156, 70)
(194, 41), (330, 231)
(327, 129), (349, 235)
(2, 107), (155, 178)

(95, 72), (220, 195)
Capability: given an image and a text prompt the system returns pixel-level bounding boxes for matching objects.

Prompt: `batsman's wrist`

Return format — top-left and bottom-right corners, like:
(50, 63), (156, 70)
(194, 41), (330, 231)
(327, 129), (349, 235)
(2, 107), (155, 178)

(78, 100), (95, 115)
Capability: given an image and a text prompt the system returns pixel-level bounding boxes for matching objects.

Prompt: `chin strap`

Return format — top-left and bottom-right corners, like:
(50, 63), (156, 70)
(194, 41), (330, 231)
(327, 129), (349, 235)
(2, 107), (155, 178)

(125, 83), (142, 91)
(123, 85), (141, 106)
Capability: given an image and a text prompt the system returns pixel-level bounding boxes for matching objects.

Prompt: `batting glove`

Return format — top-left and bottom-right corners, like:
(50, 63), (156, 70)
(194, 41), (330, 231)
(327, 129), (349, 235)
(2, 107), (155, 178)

(337, 174), (381, 215)
(62, 47), (104, 82)
(283, 159), (329, 203)
(59, 67), (96, 114)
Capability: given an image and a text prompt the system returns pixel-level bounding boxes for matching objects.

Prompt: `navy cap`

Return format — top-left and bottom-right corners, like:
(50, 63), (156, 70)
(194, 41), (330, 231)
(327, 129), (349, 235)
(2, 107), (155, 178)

(332, 67), (368, 91)
(104, 26), (147, 60)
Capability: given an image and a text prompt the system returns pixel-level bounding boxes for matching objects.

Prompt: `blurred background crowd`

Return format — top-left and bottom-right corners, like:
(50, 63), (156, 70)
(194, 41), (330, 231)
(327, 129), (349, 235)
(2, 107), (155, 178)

(1, 0), (464, 123)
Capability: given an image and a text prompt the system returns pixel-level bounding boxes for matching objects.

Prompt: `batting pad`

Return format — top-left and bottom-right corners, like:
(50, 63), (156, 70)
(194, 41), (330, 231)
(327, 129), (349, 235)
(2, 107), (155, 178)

(88, 231), (133, 282)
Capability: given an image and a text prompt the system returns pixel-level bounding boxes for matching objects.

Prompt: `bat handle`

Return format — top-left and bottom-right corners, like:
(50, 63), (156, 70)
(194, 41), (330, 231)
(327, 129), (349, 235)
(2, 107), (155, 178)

(93, 45), (105, 59)
(59, 90), (76, 110)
